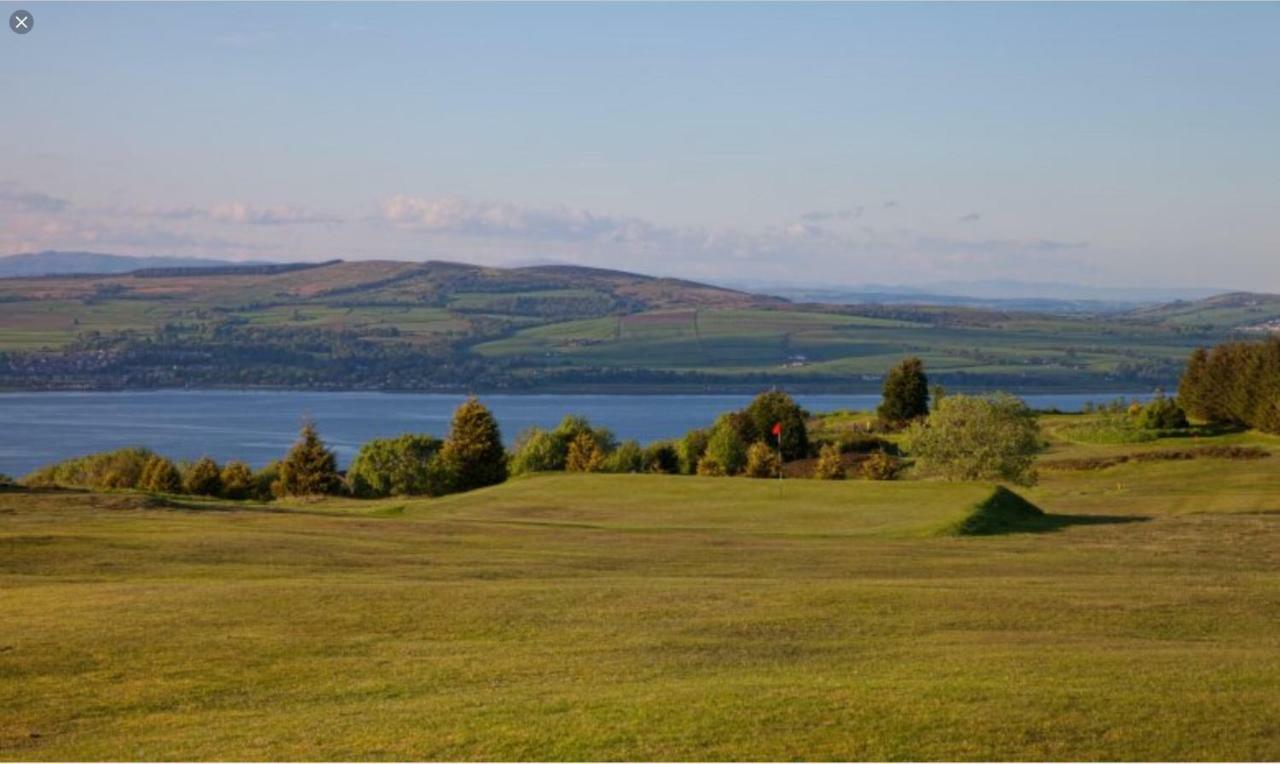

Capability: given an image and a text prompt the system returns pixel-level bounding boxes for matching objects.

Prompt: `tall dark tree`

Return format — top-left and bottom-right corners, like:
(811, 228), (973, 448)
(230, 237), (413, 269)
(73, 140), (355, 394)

(878, 357), (930, 424)
(743, 390), (809, 461)
(439, 397), (508, 492)
(1176, 339), (1280, 434)
(1178, 347), (1211, 421)
(278, 421), (342, 496)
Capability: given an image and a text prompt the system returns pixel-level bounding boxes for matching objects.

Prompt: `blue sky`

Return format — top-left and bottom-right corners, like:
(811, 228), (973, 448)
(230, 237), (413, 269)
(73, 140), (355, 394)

(2, 2), (1277, 289)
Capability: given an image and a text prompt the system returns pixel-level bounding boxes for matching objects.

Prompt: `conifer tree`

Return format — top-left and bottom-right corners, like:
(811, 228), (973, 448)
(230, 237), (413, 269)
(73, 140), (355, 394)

(278, 421), (342, 496)
(877, 357), (930, 424)
(565, 431), (606, 472)
(439, 397), (508, 492)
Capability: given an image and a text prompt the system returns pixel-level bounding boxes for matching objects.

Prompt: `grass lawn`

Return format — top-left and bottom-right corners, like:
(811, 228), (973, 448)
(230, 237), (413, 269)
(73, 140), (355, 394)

(3, 439), (1280, 760)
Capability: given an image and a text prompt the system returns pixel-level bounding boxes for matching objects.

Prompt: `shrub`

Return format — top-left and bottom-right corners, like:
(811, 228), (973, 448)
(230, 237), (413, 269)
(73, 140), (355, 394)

(1134, 396), (1189, 430)
(565, 431), (606, 472)
(278, 421), (343, 497)
(700, 423), (747, 476)
(907, 393), (1041, 486)
(255, 461), (282, 500)
(182, 457), (223, 497)
(877, 356), (930, 425)
(743, 391), (809, 461)
(643, 441), (681, 474)
(510, 428), (563, 475)
(219, 460), (254, 500)
(743, 441), (781, 479)
(347, 434), (444, 497)
(553, 415), (617, 455)
(695, 458), (726, 477)
(860, 450), (899, 481)
(23, 447), (153, 490)
(604, 440), (644, 473)
(677, 428), (711, 475)
(139, 455), (182, 493)
(438, 397), (507, 493)
(813, 443), (846, 480)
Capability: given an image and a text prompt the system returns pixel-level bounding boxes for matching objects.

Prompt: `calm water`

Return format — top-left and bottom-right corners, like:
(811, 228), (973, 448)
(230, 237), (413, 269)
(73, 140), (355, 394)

(0, 390), (1154, 476)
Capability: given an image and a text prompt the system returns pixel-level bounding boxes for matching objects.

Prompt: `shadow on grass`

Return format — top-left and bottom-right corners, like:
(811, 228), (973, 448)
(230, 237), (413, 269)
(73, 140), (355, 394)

(939, 486), (1153, 536)
(1028, 513), (1152, 533)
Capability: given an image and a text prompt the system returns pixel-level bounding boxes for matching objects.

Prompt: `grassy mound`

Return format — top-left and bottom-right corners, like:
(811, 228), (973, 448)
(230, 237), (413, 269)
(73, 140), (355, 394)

(931, 485), (1047, 536)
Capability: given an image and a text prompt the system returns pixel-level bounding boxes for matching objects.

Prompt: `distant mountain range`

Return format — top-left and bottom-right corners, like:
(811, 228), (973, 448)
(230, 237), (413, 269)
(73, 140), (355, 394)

(0, 251), (1247, 311)
(728, 280), (1228, 312)
(0, 251), (268, 278)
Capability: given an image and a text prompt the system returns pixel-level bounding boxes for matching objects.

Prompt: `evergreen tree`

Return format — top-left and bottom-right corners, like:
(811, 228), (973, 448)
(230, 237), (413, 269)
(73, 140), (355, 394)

(565, 431), (606, 472)
(219, 460), (254, 500)
(743, 391), (809, 461)
(183, 457), (223, 497)
(877, 357), (931, 424)
(278, 421), (342, 496)
(439, 397), (508, 492)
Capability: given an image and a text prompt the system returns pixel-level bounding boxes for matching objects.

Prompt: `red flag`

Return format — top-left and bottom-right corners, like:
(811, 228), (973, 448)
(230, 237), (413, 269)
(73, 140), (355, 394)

(771, 422), (782, 438)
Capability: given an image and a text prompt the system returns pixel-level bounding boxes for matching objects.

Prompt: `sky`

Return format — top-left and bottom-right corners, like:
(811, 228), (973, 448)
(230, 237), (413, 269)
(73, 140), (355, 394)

(1, 2), (1278, 290)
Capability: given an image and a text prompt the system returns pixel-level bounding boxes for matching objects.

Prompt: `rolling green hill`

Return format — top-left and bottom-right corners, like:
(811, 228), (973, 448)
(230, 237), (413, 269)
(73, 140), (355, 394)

(4, 421), (1280, 759)
(0, 258), (1270, 391)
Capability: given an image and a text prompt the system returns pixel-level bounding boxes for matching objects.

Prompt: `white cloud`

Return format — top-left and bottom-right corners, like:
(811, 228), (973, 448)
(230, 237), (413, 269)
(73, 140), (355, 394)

(380, 195), (658, 242)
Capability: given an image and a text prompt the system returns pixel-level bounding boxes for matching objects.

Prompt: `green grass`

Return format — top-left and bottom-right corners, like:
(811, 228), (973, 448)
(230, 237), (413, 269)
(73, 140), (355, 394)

(4, 428), (1280, 760)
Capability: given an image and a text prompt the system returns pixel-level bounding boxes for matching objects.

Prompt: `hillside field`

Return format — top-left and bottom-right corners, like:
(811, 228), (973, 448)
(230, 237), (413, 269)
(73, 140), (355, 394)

(2, 260), (1275, 391)
(3, 420), (1280, 760)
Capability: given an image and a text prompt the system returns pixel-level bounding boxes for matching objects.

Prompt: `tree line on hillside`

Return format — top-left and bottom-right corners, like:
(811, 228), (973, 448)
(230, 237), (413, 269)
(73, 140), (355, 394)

(1179, 337), (1280, 434)
(20, 356), (1055, 496)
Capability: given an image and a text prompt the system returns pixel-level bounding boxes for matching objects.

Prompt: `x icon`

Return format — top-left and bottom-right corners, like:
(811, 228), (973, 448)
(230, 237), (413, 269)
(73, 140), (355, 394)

(10, 10), (32, 33)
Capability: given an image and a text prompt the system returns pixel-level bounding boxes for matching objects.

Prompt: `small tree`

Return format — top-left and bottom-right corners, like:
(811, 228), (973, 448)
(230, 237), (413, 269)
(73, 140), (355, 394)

(907, 393), (1041, 485)
(605, 440), (644, 473)
(255, 461), (282, 500)
(510, 428), (563, 475)
(278, 421), (343, 497)
(183, 457), (223, 496)
(553, 415), (616, 456)
(439, 397), (507, 493)
(219, 460), (254, 499)
(700, 424), (746, 476)
(140, 455), (181, 493)
(878, 357), (930, 425)
(347, 434), (444, 497)
(743, 441), (781, 479)
(565, 431), (606, 472)
(677, 428), (711, 475)
(643, 441), (681, 474)
(1134, 396), (1189, 430)
(813, 443), (846, 480)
